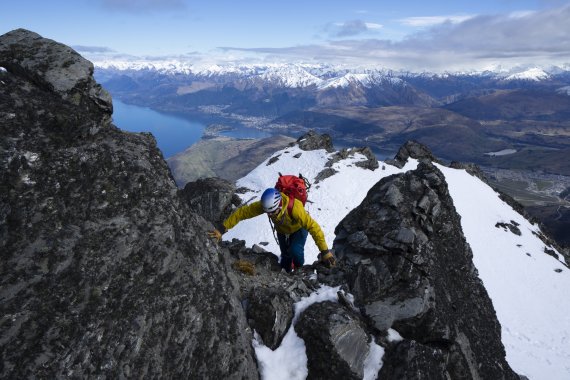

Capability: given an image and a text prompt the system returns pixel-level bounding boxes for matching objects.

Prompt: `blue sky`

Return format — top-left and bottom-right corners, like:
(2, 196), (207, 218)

(2, 0), (570, 71)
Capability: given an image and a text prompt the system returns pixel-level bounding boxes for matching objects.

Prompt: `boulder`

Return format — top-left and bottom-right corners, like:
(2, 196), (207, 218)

(296, 130), (334, 152)
(0, 29), (112, 115)
(387, 140), (439, 168)
(296, 301), (370, 380)
(180, 177), (242, 230)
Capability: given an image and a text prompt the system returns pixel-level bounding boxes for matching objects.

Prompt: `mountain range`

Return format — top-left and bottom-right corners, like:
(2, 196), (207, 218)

(93, 58), (570, 248)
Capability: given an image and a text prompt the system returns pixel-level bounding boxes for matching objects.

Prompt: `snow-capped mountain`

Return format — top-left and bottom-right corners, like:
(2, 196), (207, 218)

(259, 64), (323, 88)
(503, 67), (550, 81)
(94, 60), (570, 86)
(224, 143), (569, 380)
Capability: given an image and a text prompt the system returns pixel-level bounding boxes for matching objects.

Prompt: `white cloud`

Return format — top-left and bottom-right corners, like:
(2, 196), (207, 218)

(365, 22), (383, 30)
(73, 45), (116, 53)
(218, 4), (570, 72)
(327, 19), (382, 37)
(399, 15), (474, 27)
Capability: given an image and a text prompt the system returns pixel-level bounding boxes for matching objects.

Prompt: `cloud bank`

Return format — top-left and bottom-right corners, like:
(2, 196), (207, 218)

(219, 5), (570, 71)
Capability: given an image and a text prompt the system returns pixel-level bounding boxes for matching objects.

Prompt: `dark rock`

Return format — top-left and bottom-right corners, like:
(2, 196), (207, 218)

(296, 301), (370, 380)
(326, 147), (379, 171)
(297, 130), (334, 152)
(314, 168), (339, 183)
(180, 177), (241, 230)
(387, 140), (439, 168)
(267, 154), (280, 165)
(449, 161), (489, 183)
(246, 287), (294, 350)
(0, 29), (112, 116)
(354, 147), (379, 170)
(495, 221), (522, 236)
(378, 340), (447, 380)
(0, 29), (258, 379)
(332, 160), (519, 379)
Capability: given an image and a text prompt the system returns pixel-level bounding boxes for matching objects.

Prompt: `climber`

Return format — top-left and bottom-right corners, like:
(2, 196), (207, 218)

(208, 188), (336, 272)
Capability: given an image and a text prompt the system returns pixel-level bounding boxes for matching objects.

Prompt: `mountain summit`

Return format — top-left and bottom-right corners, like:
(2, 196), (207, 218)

(1, 29), (569, 380)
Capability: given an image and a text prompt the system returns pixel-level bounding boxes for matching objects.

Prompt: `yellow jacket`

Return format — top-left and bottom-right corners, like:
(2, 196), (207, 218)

(223, 193), (329, 252)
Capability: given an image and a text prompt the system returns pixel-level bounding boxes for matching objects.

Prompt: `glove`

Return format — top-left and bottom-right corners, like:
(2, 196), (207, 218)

(207, 229), (223, 243)
(319, 250), (336, 268)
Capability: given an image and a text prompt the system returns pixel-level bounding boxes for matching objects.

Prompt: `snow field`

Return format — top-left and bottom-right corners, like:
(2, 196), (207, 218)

(437, 164), (570, 380)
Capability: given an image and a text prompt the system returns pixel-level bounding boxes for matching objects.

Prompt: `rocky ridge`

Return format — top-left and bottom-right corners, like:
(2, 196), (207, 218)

(1, 29), (524, 379)
(0, 29), (257, 379)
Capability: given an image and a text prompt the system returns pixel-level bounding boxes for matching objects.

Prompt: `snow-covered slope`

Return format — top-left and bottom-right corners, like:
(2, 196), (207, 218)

(437, 164), (570, 380)
(224, 144), (569, 380)
(259, 65), (323, 88)
(503, 67), (550, 81)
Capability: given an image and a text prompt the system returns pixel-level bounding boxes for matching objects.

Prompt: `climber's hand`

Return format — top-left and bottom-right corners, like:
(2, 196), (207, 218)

(208, 229), (223, 243)
(319, 250), (336, 268)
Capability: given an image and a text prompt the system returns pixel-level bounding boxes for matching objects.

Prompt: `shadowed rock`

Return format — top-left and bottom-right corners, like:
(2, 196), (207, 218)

(247, 287), (294, 350)
(296, 130), (334, 152)
(180, 177), (242, 230)
(296, 301), (370, 380)
(387, 140), (439, 168)
(378, 340), (447, 379)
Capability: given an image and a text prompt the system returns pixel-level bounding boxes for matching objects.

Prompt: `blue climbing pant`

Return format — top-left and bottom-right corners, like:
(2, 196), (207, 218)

(277, 228), (308, 272)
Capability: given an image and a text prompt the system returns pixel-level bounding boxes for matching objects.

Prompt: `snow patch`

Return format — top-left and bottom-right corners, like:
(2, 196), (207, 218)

(387, 328), (404, 342)
(363, 338), (384, 380)
(484, 149), (517, 156)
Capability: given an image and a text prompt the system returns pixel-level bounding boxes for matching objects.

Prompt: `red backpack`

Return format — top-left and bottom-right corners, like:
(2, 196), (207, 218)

(275, 173), (311, 216)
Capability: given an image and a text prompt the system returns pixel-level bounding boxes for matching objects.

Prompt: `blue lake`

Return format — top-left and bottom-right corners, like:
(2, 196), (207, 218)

(112, 100), (273, 158)
(112, 100), (206, 158)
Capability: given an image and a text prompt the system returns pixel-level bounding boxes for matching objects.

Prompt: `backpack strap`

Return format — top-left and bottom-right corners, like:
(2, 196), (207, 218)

(286, 196), (295, 218)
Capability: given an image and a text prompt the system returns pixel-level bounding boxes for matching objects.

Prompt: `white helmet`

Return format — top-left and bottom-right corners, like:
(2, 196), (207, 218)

(261, 188), (282, 213)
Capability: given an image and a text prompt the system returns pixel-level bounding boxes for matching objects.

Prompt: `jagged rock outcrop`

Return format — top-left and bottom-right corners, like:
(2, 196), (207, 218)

(0, 29), (258, 379)
(330, 160), (519, 379)
(0, 28), (112, 115)
(387, 140), (440, 168)
(296, 130), (334, 152)
(180, 177), (242, 230)
(326, 147), (379, 170)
